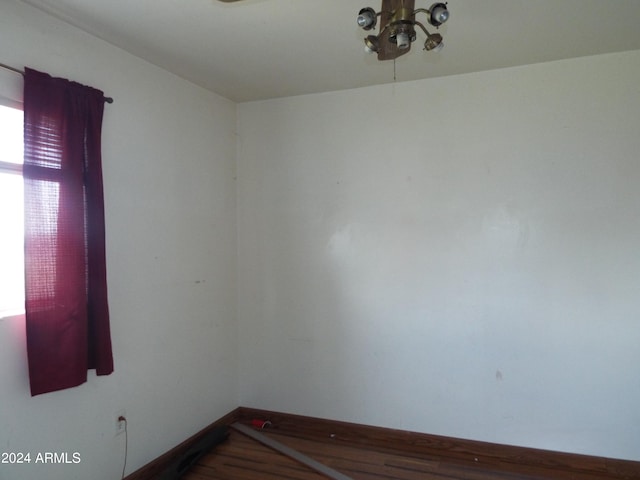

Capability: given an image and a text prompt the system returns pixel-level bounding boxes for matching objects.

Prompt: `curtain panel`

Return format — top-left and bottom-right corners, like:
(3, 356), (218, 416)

(23, 68), (113, 396)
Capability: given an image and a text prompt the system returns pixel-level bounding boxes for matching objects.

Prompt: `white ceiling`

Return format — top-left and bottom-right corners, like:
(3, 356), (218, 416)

(19, 0), (640, 103)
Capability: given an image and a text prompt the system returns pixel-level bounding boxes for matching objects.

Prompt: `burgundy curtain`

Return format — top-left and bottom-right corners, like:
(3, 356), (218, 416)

(23, 68), (113, 396)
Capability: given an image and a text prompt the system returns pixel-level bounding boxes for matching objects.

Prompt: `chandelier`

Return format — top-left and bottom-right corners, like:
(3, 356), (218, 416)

(357, 0), (450, 61)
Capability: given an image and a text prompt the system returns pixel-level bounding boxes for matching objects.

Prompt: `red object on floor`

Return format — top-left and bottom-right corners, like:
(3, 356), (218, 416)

(251, 419), (272, 429)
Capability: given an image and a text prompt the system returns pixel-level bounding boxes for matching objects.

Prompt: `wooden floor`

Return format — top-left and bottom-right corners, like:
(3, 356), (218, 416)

(183, 424), (554, 480)
(168, 407), (640, 480)
(126, 408), (639, 480)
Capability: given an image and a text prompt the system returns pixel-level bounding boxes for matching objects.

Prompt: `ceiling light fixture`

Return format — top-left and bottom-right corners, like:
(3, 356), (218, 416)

(357, 0), (450, 60)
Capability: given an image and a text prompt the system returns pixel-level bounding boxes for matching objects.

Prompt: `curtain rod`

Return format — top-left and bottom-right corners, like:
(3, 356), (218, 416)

(0, 62), (114, 104)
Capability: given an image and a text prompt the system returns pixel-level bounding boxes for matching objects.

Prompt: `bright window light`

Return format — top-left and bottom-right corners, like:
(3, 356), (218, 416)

(0, 103), (24, 318)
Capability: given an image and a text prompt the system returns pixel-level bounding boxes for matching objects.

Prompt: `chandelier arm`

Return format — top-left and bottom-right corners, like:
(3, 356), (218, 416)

(413, 20), (431, 37)
(413, 8), (430, 16)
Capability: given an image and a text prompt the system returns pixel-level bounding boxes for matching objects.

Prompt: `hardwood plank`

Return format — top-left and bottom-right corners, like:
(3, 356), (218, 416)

(183, 430), (327, 480)
(232, 422), (354, 480)
(124, 408), (240, 480)
(128, 407), (640, 480)
(257, 431), (541, 480)
(237, 408), (640, 480)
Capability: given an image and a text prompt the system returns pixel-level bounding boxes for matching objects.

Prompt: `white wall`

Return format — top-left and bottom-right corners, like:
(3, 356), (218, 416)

(0, 2), (237, 479)
(237, 50), (640, 461)
(2, 0), (640, 474)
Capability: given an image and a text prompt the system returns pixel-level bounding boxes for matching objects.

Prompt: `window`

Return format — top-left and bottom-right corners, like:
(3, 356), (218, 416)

(0, 103), (24, 319)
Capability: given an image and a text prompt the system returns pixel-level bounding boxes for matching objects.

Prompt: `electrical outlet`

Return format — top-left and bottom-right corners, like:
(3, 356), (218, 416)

(115, 409), (127, 436)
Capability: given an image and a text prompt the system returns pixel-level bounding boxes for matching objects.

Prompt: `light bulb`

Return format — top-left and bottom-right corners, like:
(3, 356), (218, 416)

(357, 12), (373, 27)
(432, 6), (449, 24)
(428, 3), (450, 26)
(357, 8), (377, 30)
(364, 35), (379, 53)
(396, 32), (410, 49)
(424, 32), (443, 51)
